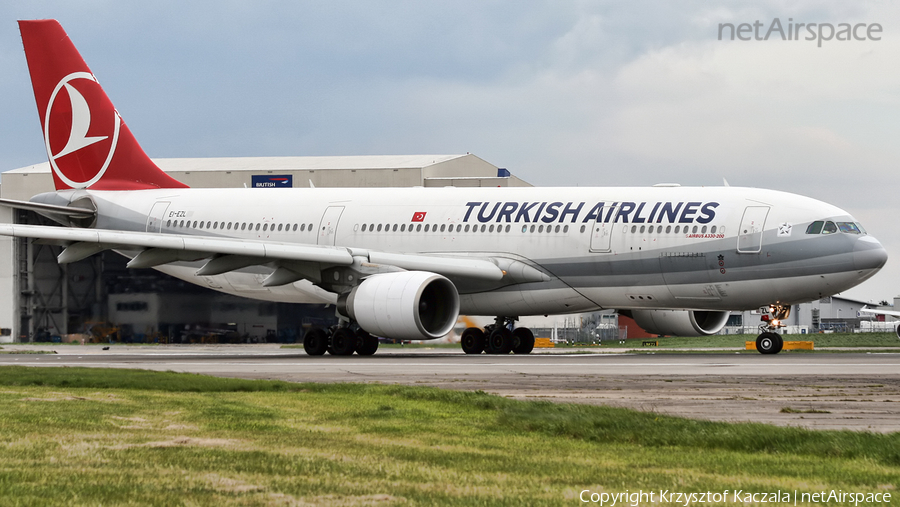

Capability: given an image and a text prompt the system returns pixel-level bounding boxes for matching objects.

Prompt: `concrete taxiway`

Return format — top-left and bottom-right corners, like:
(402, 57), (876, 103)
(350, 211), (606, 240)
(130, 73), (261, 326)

(2, 344), (898, 432)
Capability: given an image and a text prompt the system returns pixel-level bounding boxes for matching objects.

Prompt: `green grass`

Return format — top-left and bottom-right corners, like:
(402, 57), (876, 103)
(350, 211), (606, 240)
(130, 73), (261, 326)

(0, 367), (897, 505)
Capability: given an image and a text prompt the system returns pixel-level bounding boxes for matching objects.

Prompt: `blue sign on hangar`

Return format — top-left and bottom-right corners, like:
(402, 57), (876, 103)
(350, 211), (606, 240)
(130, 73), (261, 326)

(251, 175), (293, 188)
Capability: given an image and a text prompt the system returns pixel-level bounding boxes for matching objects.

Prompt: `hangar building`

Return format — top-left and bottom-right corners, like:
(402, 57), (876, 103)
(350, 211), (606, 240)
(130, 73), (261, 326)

(0, 154), (530, 343)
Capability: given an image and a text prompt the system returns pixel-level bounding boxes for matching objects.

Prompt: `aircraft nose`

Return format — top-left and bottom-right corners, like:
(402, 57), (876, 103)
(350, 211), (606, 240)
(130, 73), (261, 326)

(854, 235), (888, 272)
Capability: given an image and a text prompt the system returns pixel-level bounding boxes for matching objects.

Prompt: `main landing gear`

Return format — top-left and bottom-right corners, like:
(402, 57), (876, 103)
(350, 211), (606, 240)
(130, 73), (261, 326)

(460, 317), (535, 355)
(303, 326), (379, 356)
(755, 304), (789, 354)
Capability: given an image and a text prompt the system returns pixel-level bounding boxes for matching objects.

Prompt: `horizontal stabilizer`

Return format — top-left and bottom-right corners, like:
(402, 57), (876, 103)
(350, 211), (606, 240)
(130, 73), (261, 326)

(0, 198), (95, 217)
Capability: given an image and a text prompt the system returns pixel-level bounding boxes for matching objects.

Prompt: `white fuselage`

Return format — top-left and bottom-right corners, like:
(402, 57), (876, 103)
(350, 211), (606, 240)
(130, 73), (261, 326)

(43, 184), (885, 317)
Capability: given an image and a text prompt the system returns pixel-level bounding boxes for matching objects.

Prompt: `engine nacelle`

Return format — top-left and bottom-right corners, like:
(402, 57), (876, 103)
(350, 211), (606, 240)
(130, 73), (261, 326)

(631, 309), (730, 337)
(339, 271), (459, 341)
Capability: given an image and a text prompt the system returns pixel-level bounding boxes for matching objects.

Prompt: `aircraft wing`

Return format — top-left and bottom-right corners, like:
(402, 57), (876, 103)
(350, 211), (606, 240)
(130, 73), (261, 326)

(0, 223), (505, 283)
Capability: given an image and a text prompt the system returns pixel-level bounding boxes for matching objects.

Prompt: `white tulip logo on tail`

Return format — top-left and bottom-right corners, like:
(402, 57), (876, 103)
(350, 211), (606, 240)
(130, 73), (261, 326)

(44, 72), (121, 188)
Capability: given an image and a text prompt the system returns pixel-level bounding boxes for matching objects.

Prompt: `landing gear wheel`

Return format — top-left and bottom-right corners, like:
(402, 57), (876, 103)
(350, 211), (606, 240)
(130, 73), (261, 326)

(461, 328), (485, 354)
(486, 327), (514, 354)
(355, 330), (379, 356)
(756, 332), (783, 355)
(512, 328), (535, 354)
(303, 327), (328, 356)
(330, 327), (358, 356)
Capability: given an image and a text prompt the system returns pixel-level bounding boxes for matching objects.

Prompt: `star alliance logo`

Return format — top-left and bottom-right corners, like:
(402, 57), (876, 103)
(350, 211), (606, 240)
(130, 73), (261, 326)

(778, 222), (793, 236)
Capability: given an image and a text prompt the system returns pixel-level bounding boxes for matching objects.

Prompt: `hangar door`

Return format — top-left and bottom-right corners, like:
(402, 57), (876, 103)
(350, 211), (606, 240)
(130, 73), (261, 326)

(737, 206), (769, 253)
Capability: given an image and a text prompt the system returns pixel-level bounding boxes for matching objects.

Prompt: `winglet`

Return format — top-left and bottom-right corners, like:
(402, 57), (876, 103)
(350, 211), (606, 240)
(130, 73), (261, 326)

(18, 20), (187, 191)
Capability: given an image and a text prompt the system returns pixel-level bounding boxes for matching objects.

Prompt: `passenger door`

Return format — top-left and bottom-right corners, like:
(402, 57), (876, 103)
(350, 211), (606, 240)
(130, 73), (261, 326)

(589, 205), (617, 253)
(737, 206), (769, 253)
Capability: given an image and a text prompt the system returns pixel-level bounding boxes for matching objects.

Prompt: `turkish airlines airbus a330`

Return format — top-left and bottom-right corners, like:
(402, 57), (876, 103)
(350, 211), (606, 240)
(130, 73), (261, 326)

(0, 20), (888, 355)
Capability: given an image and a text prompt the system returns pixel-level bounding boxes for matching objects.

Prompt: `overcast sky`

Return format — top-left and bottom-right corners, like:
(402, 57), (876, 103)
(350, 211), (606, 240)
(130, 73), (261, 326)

(1, 1), (898, 303)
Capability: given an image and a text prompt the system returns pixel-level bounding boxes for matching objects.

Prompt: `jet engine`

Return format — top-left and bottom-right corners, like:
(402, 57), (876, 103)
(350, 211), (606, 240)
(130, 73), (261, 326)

(338, 271), (459, 341)
(630, 309), (730, 337)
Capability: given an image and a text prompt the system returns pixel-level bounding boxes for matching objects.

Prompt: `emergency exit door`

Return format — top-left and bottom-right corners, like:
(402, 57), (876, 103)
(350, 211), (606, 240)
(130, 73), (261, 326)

(317, 206), (345, 245)
(146, 201), (170, 232)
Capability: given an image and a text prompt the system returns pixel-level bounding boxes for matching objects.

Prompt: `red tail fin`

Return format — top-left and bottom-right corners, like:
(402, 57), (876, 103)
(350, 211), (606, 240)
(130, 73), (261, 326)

(18, 20), (187, 191)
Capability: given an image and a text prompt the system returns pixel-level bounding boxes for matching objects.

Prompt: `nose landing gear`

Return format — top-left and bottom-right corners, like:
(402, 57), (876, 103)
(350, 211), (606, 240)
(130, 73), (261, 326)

(756, 304), (789, 354)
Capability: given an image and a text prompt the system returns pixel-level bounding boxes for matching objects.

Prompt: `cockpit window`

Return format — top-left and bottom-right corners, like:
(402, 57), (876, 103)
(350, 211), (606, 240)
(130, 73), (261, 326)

(806, 221), (824, 234)
(837, 222), (861, 234)
(807, 220), (867, 235)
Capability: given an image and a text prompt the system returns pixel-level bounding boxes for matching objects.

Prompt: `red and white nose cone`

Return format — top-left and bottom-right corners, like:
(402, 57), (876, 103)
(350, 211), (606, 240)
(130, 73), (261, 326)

(44, 72), (120, 188)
